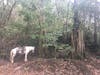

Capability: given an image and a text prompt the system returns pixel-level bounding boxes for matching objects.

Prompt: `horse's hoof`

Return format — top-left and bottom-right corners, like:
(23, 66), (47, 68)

(11, 61), (14, 64)
(25, 60), (27, 62)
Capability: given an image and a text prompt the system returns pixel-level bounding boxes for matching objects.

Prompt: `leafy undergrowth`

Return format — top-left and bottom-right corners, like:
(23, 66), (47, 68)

(0, 57), (100, 75)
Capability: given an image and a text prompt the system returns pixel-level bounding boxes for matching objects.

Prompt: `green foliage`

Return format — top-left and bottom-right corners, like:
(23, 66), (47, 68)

(0, 0), (76, 58)
(55, 44), (74, 58)
(56, 44), (74, 52)
(0, 0), (99, 59)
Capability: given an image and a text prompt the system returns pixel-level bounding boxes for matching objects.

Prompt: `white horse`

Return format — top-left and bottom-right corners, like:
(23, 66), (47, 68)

(10, 46), (35, 63)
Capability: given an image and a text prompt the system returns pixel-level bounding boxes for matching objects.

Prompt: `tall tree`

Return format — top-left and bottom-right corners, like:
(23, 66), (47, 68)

(71, 0), (85, 58)
(93, 0), (98, 46)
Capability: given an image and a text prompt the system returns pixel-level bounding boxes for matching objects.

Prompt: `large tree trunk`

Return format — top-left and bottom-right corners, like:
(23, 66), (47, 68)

(71, 0), (85, 58)
(93, 0), (98, 47)
(36, 0), (45, 57)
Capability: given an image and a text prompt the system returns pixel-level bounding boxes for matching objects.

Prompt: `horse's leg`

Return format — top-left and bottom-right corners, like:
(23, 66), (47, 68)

(10, 51), (14, 63)
(11, 52), (16, 63)
(10, 51), (12, 63)
(24, 53), (28, 62)
(12, 54), (16, 63)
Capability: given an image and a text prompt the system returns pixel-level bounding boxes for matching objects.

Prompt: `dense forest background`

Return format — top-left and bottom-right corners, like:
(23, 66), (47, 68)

(0, 0), (100, 59)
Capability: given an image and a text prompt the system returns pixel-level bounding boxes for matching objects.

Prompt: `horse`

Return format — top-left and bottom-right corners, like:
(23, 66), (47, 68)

(10, 46), (35, 63)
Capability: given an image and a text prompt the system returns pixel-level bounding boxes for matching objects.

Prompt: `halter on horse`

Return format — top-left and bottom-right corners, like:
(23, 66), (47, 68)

(10, 46), (35, 63)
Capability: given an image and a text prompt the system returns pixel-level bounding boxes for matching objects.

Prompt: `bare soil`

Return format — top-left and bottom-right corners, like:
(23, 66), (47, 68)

(0, 57), (100, 75)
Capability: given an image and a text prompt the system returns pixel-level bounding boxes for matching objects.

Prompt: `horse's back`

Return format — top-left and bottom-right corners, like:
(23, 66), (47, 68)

(11, 46), (35, 53)
(24, 46), (35, 52)
(24, 46), (35, 49)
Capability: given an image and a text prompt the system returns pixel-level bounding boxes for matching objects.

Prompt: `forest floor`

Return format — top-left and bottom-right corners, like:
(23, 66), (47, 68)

(0, 55), (100, 75)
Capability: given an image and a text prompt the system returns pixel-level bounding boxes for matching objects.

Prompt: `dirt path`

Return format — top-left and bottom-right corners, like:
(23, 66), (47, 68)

(0, 58), (100, 75)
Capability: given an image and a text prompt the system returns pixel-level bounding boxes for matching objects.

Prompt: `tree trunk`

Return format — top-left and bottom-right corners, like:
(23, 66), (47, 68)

(93, 0), (98, 46)
(71, 0), (85, 58)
